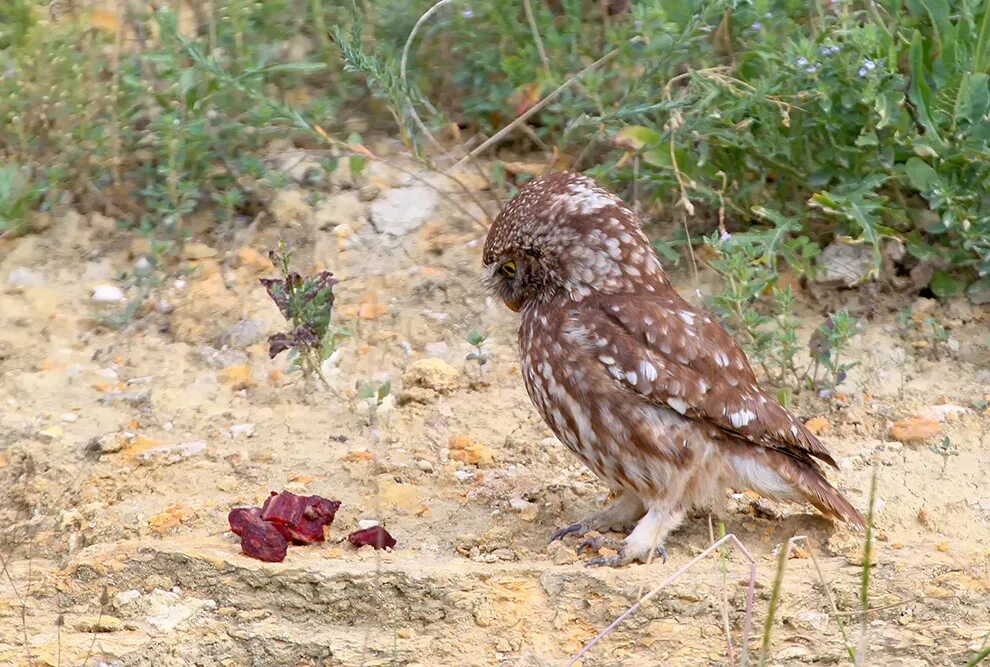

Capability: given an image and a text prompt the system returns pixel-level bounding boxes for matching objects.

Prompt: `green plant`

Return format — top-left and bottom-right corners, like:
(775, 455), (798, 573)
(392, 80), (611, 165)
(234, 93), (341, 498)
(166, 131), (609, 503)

(0, 164), (42, 236)
(261, 244), (349, 388)
(928, 435), (959, 478)
(702, 230), (857, 392)
(808, 310), (860, 392)
(465, 329), (490, 378)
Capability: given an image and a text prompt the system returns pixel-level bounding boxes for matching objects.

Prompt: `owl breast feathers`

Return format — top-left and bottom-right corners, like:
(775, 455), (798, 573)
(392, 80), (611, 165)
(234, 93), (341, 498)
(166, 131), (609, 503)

(483, 171), (863, 567)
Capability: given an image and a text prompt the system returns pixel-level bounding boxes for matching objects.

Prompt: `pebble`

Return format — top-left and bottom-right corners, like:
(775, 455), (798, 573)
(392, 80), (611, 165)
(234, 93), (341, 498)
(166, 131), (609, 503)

(229, 423), (256, 438)
(7, 267), (45, 288)
(357, 519), (380, 530)
(918, 404), (969, 422)
(509, 497), (533, 512)
(416, 459), (434, 473)
(370, 185), (439, 235)
(454, 470), (475, 482)
(60, 412), (79, 423)
(92, 284), (126, 303)
(225, 319), (267, 348)
(889, 416), (941, 443)
(401, 358), (460, 395)
(138, 441), (208, 464)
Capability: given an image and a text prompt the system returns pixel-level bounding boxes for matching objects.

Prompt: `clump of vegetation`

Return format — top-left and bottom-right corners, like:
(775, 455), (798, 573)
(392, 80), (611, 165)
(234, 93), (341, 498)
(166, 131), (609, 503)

(261, 245), (349, 387)
(0, 164), (43, 237)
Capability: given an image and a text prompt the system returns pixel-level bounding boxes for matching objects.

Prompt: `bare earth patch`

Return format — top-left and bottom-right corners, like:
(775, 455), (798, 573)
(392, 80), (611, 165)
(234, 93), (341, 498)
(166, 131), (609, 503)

(1, 164), (989, 666)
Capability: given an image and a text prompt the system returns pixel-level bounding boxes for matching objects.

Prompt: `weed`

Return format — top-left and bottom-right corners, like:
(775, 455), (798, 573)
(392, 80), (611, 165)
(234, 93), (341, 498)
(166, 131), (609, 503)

(355, 379), (394, 427)
(0, 164), (42, 237)
(261, 244), (349, 389)
(465, 329), (490, 380)
(928, 436), (959, 478)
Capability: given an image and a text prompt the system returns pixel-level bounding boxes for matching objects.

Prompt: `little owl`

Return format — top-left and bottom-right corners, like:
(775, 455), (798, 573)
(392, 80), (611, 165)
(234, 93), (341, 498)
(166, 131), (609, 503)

(483, 172), (863, 567)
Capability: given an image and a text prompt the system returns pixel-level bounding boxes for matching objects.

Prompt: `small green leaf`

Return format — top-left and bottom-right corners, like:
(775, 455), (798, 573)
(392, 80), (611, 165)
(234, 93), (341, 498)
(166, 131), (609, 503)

(908, 30), (943, 143)
(929, 270), (960, 298)
(614, 125), (662, 150)
(960, 73), (990, 125)
(904, 157), (938, 192)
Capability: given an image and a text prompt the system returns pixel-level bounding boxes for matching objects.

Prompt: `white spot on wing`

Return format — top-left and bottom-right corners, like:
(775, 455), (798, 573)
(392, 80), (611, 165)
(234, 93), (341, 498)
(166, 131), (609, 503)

(667, 397), (690, 414)
(730, 409), (756, 428)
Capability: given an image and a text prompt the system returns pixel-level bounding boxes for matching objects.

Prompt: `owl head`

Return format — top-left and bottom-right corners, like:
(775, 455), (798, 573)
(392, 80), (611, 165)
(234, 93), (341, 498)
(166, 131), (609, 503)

(482, 171), (667, 312)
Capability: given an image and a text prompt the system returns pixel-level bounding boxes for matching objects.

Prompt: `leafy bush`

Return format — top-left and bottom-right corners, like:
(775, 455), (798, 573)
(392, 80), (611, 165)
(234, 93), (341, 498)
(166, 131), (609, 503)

(0, 3), (360, 235)
(364, 0), (990, 299)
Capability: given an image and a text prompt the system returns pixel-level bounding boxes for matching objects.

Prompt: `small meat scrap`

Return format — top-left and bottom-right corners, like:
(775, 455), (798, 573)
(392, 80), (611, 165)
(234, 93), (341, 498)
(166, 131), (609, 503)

(228, 507), (262, 536)
(260, 491), (341, 544)
(228, 490), (341, 562)
(236, 510), (288, 562)
(347, 526), (397, 550)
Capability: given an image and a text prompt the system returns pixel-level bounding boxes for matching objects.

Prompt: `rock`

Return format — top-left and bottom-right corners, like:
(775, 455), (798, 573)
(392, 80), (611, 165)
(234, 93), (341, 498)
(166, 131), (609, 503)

(237, 246), (275, 273)
(918, 404), (968, 423)
(358, 185), (380, 202)
(804, 416), (830, 435)
(815, 240), (874, 286)
(6, 267), (45, 288)
(357, 519), (380, 530)
(73, 615), (128, 633)
(225, 319), (267, 348)
(181, 242), (218, 260)
(270, 189), (311, 227)
(424, 342), (449, 358)
(218, 365), (254, 389)
(229, 423), (256, 438)
(92, 284), (126, 303)
(313, 191), (365, 231)
(448, 434), (495, 467)
(889, 416), (941, 443)
(370, 185), (439, 236)
(401, 358), (460, 400)
(87, 434), (123, 455)
(138, 441), (208, 465)
(143, 589), (217, 633)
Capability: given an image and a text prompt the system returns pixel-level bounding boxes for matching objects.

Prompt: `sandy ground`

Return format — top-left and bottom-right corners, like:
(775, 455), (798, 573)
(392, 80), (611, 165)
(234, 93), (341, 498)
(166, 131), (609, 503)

(1, 154), (989, 666)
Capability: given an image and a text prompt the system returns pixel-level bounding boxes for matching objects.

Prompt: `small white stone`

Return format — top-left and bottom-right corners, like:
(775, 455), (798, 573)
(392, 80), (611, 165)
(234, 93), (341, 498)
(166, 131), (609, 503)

(92, 284), (126, 303)
(416, 459), (434, 472)
(99, 368), (119, 381)
(116, 590), (141, 605)
(357, 519), (380, 530)
(509, 497), (533, 512)
(229, 423), (256, 438)
(454, 469), (475, 482)
(60, 412), (79, 423)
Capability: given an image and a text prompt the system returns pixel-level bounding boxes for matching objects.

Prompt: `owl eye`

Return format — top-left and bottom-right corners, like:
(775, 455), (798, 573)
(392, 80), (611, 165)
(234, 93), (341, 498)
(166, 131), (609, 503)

(500, 261), (517, 278)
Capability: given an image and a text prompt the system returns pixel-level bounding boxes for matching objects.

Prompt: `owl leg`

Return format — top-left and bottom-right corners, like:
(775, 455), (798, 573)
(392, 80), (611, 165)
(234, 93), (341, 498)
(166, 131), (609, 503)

(548, 492), (645, 543)
(585, 503), (686, 567)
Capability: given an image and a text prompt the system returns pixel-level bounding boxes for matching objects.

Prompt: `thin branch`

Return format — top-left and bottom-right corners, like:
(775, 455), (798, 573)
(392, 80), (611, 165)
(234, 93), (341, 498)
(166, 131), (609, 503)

(450, 48), (620, 171)
(399, 0), (456, 158)
(522, 0), (551, 78)
(567, 533), (757, 667)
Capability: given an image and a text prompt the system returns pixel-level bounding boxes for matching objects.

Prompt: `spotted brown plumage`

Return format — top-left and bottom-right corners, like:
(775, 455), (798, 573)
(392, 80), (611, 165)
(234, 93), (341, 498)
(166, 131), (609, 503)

(483, 171), (864, 567)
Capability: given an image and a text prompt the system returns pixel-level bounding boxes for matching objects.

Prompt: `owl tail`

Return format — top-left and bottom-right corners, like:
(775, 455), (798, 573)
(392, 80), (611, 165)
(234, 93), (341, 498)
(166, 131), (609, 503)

(733, 448), (866, 528)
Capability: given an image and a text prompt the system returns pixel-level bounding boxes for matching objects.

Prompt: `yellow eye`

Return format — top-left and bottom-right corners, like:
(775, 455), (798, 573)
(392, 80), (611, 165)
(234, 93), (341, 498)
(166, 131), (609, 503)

(500, 261), (517, 278)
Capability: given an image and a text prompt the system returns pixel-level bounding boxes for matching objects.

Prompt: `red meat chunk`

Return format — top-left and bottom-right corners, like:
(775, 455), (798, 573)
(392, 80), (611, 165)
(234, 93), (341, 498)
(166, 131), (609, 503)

(260, 491), (341, 544)
(237, 511), (288, 562)
(347, 526), (396, 550)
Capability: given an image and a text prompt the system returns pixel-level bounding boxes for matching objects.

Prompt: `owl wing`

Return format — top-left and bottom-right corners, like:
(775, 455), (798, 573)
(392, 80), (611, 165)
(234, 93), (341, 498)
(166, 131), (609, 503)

(568, 292), (837, 469)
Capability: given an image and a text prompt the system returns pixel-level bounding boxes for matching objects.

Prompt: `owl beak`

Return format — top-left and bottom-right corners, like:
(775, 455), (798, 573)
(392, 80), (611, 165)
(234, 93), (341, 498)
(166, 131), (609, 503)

(503, 297), (522, 312)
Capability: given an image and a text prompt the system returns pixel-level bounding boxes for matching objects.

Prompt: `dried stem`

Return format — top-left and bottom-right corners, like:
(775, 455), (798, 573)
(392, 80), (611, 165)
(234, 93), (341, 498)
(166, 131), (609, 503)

(567, 533), (757, 667)
(450, 49), (620, 171)
(522, 0), (551, 77)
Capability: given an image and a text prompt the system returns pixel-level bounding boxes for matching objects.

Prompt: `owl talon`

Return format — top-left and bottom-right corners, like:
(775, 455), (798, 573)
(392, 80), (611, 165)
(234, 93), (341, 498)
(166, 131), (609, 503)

(549, 523), (585, 543)
(576, 535), (625, 556)
(583, 543), (668, 567)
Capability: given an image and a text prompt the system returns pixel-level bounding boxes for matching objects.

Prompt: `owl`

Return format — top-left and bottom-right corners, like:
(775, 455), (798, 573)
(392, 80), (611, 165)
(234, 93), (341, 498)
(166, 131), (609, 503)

(483, 172), (863, 567)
